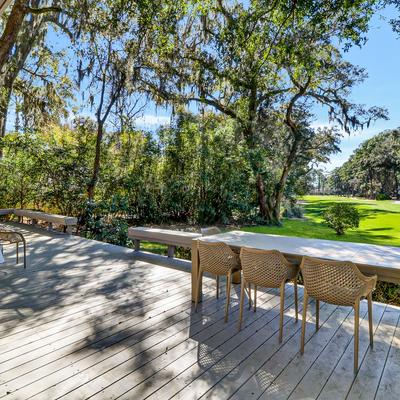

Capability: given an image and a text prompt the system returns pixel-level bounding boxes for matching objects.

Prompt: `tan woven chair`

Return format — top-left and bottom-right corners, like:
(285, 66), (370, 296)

(0, 230), (27, 268)
(238, 248), (299, 342)
(195, 241), (240, 322)
(200, 227), (222, 297)
(300, 256), (377, 374)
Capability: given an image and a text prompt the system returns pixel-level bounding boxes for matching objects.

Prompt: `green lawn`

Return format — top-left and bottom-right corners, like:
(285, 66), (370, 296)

(242, 195), (400, 247)
(140, 195), (400, 254)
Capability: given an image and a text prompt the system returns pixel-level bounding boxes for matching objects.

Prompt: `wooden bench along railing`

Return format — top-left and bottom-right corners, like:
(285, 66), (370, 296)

(0, 209), (77, 234)
(128, 227), (203, 258)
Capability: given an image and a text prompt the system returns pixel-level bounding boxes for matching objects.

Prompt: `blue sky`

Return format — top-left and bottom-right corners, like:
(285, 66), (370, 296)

(315, 5), (400, 170)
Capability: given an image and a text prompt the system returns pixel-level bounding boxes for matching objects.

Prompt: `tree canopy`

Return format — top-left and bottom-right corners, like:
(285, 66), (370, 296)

(328, 129), (400, 199)
(0, 0), (393, 229)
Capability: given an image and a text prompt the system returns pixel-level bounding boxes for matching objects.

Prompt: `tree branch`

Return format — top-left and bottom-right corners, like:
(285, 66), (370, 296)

(26, 6), (62, 15)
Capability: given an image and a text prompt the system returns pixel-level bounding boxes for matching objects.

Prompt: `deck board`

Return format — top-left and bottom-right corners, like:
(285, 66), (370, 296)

(0, 223), (399, 400)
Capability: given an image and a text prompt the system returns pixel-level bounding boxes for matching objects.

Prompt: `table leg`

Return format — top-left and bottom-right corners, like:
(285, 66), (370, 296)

(232, 270), (241, 284)
(191, 240), (201, 302)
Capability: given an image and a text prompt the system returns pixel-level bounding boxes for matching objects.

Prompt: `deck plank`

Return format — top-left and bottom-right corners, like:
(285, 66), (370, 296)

(60, 287), (282, 399)
(347, 305), (400, 400)
(131, 288), (298, 400)
(0, 223), (399, 400)
(288, 306), (361, 400)
(315, 303), (387, 400)
(374, 306), (400, 400)
(6, 281), (221, 399)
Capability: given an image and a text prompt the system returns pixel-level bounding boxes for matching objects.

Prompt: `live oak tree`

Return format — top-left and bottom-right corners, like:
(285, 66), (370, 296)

(0, 0), (62, 73)
(329, 129), (400, 198)
(0, 0), (75, 157)
(142, 0), (385, 224)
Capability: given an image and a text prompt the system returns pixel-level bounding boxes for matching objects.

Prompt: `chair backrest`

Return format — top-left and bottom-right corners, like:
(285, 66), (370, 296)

(240, 247), (289, 288)
(0, 231), (24, 244)
(201, 227), (221, 236)
(198, 241), (238, 275)
(300, 256), (367, 306)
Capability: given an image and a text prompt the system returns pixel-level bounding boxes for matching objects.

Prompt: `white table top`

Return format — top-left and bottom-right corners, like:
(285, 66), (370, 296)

(128, 227), (202, 238)
(198, 231), (400, 270)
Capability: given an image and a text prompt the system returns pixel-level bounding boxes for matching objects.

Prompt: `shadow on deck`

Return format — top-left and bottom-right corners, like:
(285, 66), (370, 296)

(0, 222), (399, 400)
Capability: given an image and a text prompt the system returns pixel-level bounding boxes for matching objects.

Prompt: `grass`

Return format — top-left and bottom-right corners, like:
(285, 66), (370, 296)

(139, 195), (400, 305)
(242, 195), (400, 247)
(141, 195), (400, 254)
(138, 241), (191, 258)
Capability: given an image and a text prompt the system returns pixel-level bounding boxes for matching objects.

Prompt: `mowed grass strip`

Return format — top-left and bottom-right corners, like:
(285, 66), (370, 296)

(242, 195), (400, 247)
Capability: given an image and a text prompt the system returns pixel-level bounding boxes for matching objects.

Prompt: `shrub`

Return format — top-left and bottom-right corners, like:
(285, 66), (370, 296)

(323, 203), (360, 235)
(282, 200), (303, 219)
(376, 193), (391, 200)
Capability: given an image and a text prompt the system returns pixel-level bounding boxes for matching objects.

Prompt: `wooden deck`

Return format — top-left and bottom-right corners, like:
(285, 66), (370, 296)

(0, 223), (399, 400)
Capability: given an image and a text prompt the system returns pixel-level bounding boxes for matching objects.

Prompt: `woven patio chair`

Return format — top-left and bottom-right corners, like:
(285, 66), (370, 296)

(300, 256), (377, 374)
(195, 241), (240, 322)
(238, 248), (299, 342)
(200, 227), (222, 297)
(0, 230), (27, 268)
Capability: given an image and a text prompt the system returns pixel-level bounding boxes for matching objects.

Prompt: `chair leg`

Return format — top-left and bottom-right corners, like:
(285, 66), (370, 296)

(254, 285), (257, 312)
(16, 243), (19, 264)
(354, 299), (360, 374)
(294, 279), (298, 322)
(23, 241), (26, 269)
(279, 281), (285, 343)
(316, 299), (320, 331)
(195, 269), (203, 312)
(300, 289), (309, 354)
(368, 292), (373, 348)
(238, 277), (246, 330)
(216, 275), (220, 299)
(248, 282), (252, 310)
(225, 272), (232, 322)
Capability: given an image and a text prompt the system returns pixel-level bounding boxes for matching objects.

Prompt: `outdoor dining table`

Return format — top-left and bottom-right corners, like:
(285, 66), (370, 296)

(191, 230), (400, 302)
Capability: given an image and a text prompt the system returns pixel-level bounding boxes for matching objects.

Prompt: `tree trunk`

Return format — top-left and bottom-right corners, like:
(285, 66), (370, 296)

(0, 2), (48, 157)
(255, 173), (272, 221)
(269, 133), (302, 224)
(0, 0), (28, 72)
(394, 169), (399, 199)
(87, 122), (104, 201)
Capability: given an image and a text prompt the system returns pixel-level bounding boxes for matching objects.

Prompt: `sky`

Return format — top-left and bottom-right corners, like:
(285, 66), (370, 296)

(313, 5), (400, 170)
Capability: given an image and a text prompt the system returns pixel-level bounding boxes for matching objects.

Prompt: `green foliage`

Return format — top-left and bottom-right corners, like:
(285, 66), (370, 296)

(0, 121), (93, 214)
(0, 113), (256, 226)
(282, 200), (304, 219)
(376, 193), (391, 200)
(323, 203), (360, 235)
(328, 129), (400, 199)
(82, 200), (130, 246)
(373, 281), (400, 306)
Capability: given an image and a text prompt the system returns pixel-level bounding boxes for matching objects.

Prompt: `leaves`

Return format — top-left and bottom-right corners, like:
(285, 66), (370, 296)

(329, 128), (400, 198)
(323, 203), (360, 235)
